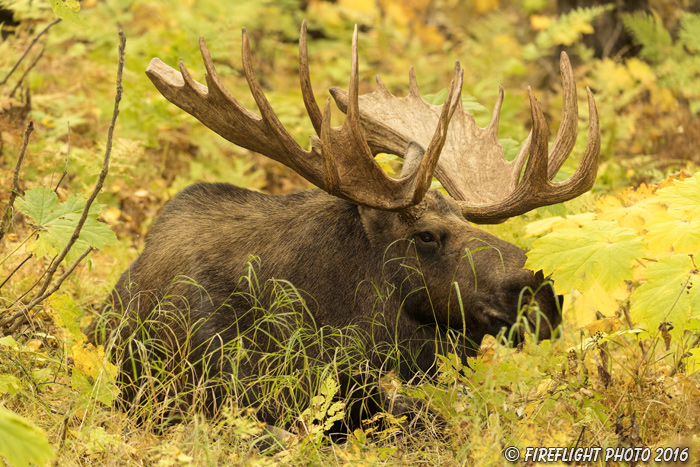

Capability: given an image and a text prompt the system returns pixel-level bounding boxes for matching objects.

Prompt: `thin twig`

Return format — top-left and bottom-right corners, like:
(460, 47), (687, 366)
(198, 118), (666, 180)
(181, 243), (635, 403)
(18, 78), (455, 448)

(0, 121), (34, 243)
(9, 47), (45, 99)
(0, 254), (32, 291)
(0, 18), (61, 86)
(54, 122), (71, 193)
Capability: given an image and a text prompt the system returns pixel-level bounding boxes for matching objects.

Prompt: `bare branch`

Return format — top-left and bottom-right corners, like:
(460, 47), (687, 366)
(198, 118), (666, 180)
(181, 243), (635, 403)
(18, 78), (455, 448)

(0, 18), (60, 86)
(54, 122), (71, 193)
(9, 47), (45, 99)
(0, 254), (32, 291)
(0, 121), (34, 243)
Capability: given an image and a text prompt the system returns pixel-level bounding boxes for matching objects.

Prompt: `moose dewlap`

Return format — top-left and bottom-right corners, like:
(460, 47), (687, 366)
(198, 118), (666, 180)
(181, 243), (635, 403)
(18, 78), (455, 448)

(92, 22), (599, 432)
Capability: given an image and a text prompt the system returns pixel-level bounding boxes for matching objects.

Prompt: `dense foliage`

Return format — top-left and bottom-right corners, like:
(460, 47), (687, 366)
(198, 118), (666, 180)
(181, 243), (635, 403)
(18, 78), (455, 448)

(0, 0), (699, 465)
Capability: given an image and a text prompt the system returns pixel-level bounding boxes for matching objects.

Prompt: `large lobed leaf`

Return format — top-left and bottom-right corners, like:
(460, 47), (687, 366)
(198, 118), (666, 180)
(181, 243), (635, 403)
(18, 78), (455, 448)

(657, 171), (700, 217)
(15, 186), (118, 262)
(631, 254), (700, 335)
(525, 220), (645, 293)
(0, 407), (54, 467)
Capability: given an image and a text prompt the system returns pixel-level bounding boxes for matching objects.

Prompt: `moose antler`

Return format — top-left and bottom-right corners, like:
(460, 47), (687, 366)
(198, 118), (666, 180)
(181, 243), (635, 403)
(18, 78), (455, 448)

(331, 52), (600, 223)
(145, 22), (463, 211)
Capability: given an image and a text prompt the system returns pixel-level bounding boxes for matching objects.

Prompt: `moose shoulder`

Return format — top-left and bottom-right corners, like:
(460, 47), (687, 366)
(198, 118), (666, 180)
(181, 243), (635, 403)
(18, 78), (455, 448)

(94, 22), (600, 431)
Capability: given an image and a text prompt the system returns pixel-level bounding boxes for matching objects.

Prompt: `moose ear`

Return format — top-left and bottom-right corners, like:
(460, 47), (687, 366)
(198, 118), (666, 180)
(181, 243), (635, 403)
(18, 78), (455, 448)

(399, 141), (426, 179)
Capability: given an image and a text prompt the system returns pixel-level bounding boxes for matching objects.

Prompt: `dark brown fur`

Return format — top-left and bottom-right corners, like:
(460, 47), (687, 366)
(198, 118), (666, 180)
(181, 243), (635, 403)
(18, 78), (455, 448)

(94, 183), (561, 430)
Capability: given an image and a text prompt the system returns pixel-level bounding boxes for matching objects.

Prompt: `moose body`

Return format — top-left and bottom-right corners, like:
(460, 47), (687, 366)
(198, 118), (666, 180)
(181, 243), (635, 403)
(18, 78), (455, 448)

(97, 21), (600, 430)
(104, 183), (561, 428)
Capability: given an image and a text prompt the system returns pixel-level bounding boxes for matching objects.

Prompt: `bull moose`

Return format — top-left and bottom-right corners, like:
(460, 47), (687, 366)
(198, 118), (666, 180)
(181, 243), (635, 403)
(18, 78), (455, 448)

(92, 22), (600, 433)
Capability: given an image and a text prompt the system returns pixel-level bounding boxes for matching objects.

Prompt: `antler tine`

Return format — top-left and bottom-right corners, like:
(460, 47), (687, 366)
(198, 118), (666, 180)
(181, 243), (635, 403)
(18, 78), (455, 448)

(485, 85), (504, 136)
(347, 25), (362, 123)
(547, 51), (578, 179)
(408, 61), (464, 204)
(240, 28), (310, 167)
(299, 20), (323, 135)
(554, 87), (600, 192)
(520, 88), (550, 185)
(408, 67), (420, 98)
(320, 97), (341, 193)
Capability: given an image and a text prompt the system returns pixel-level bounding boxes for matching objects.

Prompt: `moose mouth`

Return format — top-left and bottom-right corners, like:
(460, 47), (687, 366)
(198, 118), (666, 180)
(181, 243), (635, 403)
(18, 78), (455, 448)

(477, 303), (560, 348)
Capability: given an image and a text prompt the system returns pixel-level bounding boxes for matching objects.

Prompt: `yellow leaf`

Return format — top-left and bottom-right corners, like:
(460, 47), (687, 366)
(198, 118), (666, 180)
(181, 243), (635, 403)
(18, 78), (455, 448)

(415, 23), (443, 46)
(687, 348), (700, 373)
(474, 0), (499, 13)
(584, 316), (623, 336)
(568, 282), (627, 327)
(46, 294), (84, 343)
(657, 171), (700, 218)
(596, 195), (664, 233)
(72, 342), (116, 378)
(626, 58), (656, 86)
(595, 59), (634, 95)
(644, 210), (700, 256)
(308, 0), (342, 25)
(339, 0), (376, 14)
(650, 87), (678, 113)
(525, 213), (595, 237)
(525, 216), (565, 237)
(64, 0), (81, 12)
(530, 15), (551, 31)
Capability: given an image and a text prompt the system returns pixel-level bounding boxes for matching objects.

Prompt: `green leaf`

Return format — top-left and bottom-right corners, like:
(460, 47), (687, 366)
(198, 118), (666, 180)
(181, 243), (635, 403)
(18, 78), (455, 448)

(16, 186), (117, 262)
(422, 90), (487, 114)
(84, 427), (121, 455)
(525, 220), (645, 293)
(0, 336), (19, 349)
(631, 254), (700, 334)
(423, 88), (448, 105)
(49, 0), (87, 26)
(0, 406), (54, 467)
(680, 13), (700, 52)
(0, 375), (21, 395)
(623, 12), (673, 62)
(499, 138), (520, 162)
(72, 369), (119, 407)
(461, 96), (488, 114)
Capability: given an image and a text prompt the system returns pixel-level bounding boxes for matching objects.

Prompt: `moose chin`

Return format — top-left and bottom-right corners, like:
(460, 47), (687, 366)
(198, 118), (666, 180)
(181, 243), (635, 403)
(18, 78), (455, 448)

(90, 21), (599, 433)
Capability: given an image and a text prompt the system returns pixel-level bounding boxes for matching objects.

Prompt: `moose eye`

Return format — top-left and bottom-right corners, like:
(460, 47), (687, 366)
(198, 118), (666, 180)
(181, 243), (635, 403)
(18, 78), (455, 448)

(416, 232), (436, 245)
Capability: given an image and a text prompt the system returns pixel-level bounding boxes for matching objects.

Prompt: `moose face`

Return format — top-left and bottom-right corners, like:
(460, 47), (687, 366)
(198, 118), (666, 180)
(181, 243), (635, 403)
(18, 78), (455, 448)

(360, 190), (562, 352)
